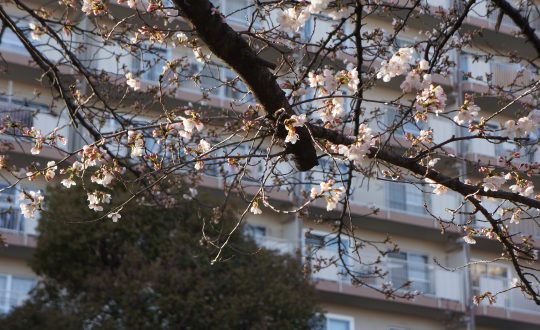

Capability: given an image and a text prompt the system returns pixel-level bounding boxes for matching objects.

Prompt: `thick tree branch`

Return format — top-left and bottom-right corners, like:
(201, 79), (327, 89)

(492, 0), (540, 56)
(309, 124), (540, 209)
(173, 0), (318, 171)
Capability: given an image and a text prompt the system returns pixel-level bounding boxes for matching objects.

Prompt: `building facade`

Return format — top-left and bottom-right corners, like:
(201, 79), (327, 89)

(0, 0), (539, 329)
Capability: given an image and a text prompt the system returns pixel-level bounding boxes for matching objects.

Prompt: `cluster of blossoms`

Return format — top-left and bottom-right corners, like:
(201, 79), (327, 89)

(276, 7), (310, 34)
(60, 160), (85, 188)
(308, 66), (359, 95)
(304, 66), (359, 126)
(28, 22), (45, 41)
(91, 160), (124, 187)
(284, 114), (307, 144)
(125, 72), (141, 91)
(334, 124), (374, 166)
(483, 173), (509, 191)
(87, 191), (112, 212)
(23, 127), (67, 156)
(377, 49), (447, 119)
(26, 161), (57, 182)
(80, 144), (104, 168)
(453, 94), (480, 125)
(425, 178), (448, 195)
(276, 3), (353, 34)
(503, 110), (540, 139)
(415, 84), (447, 117)
(510, 209), (522, 225)
(509, 178), (535, 197)
(400, 59), (432, 93)
(107, 211), (122, 222)
(309, 179), (345, 211)
(377, 48), (415, 82)
(250, 198), (263, 215)
(309, 69), (338, 94)
(174, 113), (204, 140)
(150, 112), (204, 145)
(480, 169), (534, 197)
(19, 190), (44, 219)
(318, 97), (344, 125)
(198, 139), (211, 153)
(183, 187), (198, 201)
(28, 128), (45, 155)
(193, 47), (210, 64)
(81, 0), (108, 16)
(127, 130), (145, 158)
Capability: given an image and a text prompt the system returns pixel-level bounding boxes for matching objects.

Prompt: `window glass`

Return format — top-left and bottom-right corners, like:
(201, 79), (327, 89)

(10, 277), (35, 308)
(0, 186), (22, 232)
(389, 183), (428, 215)
(245, 224), (266, 240)
(226, 0), (249, 22)
(305, 233), (325, 248)
(135, 47), (169, 82)
(0, 275), (7, 308)
(387, 252), (430, 293)
(386, 107), (425, 136)
(327, 318), (351, 330)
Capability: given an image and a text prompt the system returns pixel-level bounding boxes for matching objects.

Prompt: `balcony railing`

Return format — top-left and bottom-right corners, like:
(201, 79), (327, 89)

(254, 236), (298, 255)
(0, 290), (30, 313)
(461, 54), (537, 88)
(475, 276), (540, 315)
(308, 252), (464, 302)
(0, 208), (24, 233)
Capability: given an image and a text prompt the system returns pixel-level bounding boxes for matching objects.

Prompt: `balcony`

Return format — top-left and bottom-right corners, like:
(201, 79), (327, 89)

(312, 250), (463, 302)
(0, 289), (30, 314)
(0, 274), (36, 314)
(474, 274), (540, 318)
(253, 235), (298, 255)
(0, 99), (37, 129)
(0, 208), (24, 234)
(460, 54), (537, 93)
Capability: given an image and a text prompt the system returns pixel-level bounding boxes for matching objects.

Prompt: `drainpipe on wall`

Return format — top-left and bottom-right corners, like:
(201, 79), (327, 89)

(453, 14), (476, 330)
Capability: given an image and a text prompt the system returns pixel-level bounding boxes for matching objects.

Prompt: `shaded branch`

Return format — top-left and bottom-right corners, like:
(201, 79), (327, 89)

(173, 0), (318, 171)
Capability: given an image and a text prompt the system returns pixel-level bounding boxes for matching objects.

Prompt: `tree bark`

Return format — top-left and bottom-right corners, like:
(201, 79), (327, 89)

(173, 0), (318, 171)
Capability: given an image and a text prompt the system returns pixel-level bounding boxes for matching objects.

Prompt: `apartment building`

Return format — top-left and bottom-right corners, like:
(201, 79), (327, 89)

(0, 1), (539, 329)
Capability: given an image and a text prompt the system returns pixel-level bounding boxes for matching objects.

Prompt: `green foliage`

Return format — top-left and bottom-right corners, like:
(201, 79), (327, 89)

(2, 185), (321, 329)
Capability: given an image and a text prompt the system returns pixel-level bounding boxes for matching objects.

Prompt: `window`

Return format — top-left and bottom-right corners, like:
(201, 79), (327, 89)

(245, 224), (266, 241)
(305, 231), (350, 282)
(321, 314), (354, 330)
(395, 38), (421, 61)
(0, 274), (36, 313)
(386, 107), (425, 136)
(302, 158), (348, 194)
(133, 46), (170, 82)
(0, 185), (23, 232)
(305, 232), (325, 248)
(223, 69), (246, 100)
(224, 0), (251, 24)
(388, 182), (429, 215)
(387, 252), (432, 294)
(470, 262), (509, 307)
(0, 18), (32, 53)
(0, 97), (48, 129)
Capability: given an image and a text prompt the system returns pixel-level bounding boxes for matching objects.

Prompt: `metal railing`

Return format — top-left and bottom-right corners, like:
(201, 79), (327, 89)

(308, 252), (464, 302)
(254, 236), (298, 255)
(0, 208), (24, 233)
(0, 290), (30, 313)
(475, 277), (540, 315)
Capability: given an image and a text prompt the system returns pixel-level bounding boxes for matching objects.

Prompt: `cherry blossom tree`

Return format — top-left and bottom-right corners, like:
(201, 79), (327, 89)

(0, 0), (539, 306)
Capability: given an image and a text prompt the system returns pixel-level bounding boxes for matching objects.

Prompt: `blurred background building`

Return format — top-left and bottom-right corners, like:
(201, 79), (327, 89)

(0, 1), (539, 329)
